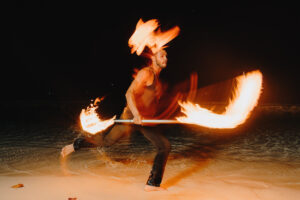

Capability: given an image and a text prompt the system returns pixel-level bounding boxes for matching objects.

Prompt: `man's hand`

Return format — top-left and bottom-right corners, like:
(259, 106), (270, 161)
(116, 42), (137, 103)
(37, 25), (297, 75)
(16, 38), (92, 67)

(133, 114), (142, 125)
(61, 144), (75, 158)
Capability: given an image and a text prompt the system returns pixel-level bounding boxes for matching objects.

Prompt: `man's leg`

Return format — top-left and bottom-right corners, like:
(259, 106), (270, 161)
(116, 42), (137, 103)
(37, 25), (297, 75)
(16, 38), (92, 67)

(139, 126), (171, 189)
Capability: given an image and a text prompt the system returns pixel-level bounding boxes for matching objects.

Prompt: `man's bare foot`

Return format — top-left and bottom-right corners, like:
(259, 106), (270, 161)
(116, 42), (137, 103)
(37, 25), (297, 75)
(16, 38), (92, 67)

(61, 144), (75, 158)
(144, 185), (166, 192)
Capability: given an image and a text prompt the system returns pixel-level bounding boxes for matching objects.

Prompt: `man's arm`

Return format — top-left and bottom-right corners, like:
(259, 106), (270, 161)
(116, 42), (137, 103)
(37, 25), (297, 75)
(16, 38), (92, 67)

(125, 68), (154, 124)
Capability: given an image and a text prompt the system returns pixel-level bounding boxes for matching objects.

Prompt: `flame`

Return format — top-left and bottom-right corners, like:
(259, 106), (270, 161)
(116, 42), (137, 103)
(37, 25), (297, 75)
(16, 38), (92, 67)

(128, 18), (180, 55)
(80, 98), (116, 135)
(177, 70), (263, 128)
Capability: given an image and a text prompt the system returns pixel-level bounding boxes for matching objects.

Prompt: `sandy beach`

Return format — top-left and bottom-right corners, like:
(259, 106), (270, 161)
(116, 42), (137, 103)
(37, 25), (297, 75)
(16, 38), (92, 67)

(1, 173), (299, 200)
(1, 157), (300, 200)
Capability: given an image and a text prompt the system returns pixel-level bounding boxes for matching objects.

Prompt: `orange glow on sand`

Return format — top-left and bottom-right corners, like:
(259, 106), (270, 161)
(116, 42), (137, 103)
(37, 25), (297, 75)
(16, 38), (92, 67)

(128, 18), (180, 55)
(177, 70), (263, 128)
(80, 97), (116, 135)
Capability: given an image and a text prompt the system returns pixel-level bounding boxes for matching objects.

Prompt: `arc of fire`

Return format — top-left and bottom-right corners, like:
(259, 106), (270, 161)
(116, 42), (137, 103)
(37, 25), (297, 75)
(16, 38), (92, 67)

(80, 70), (263, 134)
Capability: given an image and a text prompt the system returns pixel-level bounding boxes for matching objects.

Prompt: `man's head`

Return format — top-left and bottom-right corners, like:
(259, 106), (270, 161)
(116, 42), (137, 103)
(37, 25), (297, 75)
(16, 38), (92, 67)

(152, 49), (167, 69)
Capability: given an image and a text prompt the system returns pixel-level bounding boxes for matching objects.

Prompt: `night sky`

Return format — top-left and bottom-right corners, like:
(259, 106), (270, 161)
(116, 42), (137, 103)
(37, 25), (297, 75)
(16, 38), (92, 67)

(12, 3), (300, 104)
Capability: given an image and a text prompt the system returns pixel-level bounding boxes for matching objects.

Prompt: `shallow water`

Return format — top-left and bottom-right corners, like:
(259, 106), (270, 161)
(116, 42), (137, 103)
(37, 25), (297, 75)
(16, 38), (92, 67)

(0, 102), (300, 188)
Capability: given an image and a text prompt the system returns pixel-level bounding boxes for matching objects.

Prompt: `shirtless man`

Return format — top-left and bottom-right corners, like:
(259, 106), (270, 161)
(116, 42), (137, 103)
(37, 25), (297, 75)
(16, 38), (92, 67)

(61, 49), (170, 191)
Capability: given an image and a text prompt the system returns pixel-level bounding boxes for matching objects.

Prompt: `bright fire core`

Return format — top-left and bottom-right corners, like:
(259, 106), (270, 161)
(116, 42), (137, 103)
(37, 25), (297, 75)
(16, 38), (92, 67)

(80, 99), (116, 135)
(176, 70), (263, 128)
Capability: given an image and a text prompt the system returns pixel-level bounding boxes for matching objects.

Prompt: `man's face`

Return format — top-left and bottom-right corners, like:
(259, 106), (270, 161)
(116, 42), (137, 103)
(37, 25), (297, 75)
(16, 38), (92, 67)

(154, 50), (167, 68)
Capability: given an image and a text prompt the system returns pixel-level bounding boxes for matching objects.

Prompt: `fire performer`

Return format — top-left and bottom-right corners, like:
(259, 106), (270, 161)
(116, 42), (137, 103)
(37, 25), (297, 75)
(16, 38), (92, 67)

(61, 18), (263, 192)
(61, 48), (171, 191)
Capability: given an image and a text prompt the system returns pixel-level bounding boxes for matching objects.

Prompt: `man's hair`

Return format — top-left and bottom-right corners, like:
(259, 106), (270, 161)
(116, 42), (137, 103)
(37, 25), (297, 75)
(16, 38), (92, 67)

(141, 46), (154, 59)
(140, 46), (154, 66)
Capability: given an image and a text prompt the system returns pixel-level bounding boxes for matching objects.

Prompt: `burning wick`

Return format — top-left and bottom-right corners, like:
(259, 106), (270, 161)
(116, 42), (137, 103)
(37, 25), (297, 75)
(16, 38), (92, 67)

(80, 97), (116, 135)
(176, 70), (263, 128)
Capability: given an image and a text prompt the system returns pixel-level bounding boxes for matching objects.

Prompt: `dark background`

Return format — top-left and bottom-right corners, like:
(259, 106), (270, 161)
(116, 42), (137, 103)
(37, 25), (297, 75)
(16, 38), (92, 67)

(12, 2), (300, 105)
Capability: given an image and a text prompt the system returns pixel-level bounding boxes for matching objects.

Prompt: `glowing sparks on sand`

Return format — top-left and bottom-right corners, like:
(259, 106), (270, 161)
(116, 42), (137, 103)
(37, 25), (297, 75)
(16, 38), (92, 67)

(128, 18), (180, 55)
(177, 70), (263, 128)
(80, 98), (115, 135)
